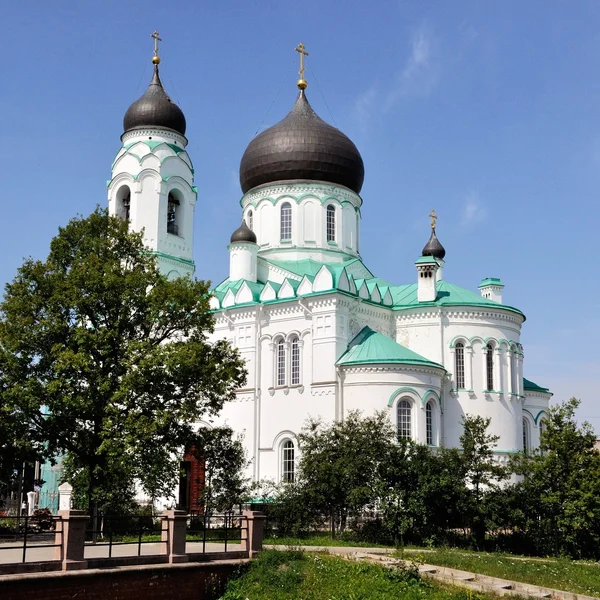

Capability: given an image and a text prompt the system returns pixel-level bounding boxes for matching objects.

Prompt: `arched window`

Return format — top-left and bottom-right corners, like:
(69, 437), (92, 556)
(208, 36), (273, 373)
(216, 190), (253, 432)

(397, 400), (412, 441)
(280, 202), (292, 241)
(522, 418), (530, 454)
(539, 419), (547, 442)
(485, 343), (494, 391)
(326, 205), (336, 242)
(282, 440), (295, 483)
(167, 192), (180, 235)
(247, 210), (253, 231)
(455, 342), (465, 389)
(290, 336), (300, 385)
(276, 339), (286, 386)
(426, 401), (434, 446)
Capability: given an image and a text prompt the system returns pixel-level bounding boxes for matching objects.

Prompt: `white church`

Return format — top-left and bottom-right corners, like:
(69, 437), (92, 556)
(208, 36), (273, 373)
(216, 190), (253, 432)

(108, 40), (551, 493)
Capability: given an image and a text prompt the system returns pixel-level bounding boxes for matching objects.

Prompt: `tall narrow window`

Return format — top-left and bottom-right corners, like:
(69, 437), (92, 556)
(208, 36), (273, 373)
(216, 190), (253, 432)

(167, 192), (180, 235)
(282, 440), (295, 483)
(397, 400), (412, 440)
(426, 402), (434, 446)
(356, 212), (360, 253)
(455, 342), (465, 389)
(247, 210), (253, 230)
(123, 193), (131, 221)
(486, 344), (494, 391)
(510, 349), (518, 394)
(326, 205), (336, 242)
(290, 336), (300, 385)
(522, 418), (530, 454)
(280, 202), (292, 241)
(276, 339), (286, 386)
(539, 419), (547, 442)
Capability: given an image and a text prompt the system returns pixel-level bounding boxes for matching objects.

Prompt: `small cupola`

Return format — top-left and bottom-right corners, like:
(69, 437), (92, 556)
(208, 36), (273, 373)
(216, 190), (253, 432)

(478, 278), (504, 303)
(416, 211), (444, 301)
(229, 219), (258, 282)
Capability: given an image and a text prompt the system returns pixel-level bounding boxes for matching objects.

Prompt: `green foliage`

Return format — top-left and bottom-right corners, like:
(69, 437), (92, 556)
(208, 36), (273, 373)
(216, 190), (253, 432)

(221, 549), (508, 600)
(459, 414), (508, 548)
(187, 425), (250, 514)
(406, 548), (600, 597)
(0, 208), (246, 513)
(297, 411), (395, 536)
(511, 398), (600, 558)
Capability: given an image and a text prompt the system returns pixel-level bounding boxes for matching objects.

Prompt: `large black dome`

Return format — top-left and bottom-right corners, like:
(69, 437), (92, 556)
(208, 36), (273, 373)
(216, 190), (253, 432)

(123, 66), (186, 136)
(239, 91), (364, 194)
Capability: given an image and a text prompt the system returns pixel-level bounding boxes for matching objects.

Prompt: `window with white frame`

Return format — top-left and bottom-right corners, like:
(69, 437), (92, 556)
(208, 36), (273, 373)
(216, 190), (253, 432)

(326, 205), (336, 242)
(455, 342), (465, 389)
(247, 210), (253, 230)
(485, 343), (494, 391)
(397, 399), (412, 440)
(522, 418), (530, 454)
(290, 336), (300, 385)
(281, 440), (295, 483)
(276, 339), (286, 386)
(280, 202), (292, 241)
(426, 401), (434, 446)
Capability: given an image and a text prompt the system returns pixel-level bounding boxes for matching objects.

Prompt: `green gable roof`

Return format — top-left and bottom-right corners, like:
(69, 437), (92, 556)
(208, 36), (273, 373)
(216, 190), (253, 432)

(523, 377), (551, 394)
(337, 326), (444, 369)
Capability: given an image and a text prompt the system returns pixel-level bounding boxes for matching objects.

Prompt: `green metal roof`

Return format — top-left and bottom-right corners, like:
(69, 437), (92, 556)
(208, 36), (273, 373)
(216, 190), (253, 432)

(523, 377), (551, 394)
(336, 326), (444, 369)
(479, 277), (504, 288)
(390, 280), (524, 318)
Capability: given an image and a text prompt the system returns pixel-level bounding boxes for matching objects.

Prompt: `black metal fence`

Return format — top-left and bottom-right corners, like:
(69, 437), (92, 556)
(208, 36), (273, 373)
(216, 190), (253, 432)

(85, 514), (167, 558)
(187, 512), (247, 553)
(0, 514), (62, 563)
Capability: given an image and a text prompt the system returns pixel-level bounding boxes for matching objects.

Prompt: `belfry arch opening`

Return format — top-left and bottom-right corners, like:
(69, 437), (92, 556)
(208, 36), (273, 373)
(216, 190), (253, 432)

(116, 186), (131, 221)
(167, 190), (182, 236)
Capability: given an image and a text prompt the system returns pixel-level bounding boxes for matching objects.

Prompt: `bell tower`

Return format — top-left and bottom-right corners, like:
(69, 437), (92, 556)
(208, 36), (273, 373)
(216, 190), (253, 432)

(108, 32), (196, 279)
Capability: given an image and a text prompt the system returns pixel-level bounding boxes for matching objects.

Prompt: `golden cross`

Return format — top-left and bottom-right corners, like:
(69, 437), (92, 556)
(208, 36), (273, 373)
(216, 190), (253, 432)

(429, 209), (438, 230)
(151, 30), (162, 62)
(295, 42), (309, 80)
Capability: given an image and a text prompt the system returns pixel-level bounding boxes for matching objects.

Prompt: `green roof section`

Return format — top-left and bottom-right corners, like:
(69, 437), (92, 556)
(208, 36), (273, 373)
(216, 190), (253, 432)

(337, 326), (444, 369)
(523, 377), (551, 394)
(479, 277), (504, 288)
(390, 280), (525, 319)
(415, 255), (438, 265)
(268, 257), (373, 281)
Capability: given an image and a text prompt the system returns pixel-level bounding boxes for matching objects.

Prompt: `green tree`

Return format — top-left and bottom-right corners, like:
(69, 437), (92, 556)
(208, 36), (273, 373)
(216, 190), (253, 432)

(297, 411), (395, 537)
(459, 414), (509, 548)
(0, 208), (246, 515)
(378, 442), (466, 546)
(188, 426), (250, 514)
(514, 398), (600, 558)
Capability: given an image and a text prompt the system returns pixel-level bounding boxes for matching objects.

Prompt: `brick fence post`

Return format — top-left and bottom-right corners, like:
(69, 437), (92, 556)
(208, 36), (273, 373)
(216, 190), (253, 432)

(161, 509), (189, 563)
(242, 511), (266, 558)
(54, 509), (89, 571)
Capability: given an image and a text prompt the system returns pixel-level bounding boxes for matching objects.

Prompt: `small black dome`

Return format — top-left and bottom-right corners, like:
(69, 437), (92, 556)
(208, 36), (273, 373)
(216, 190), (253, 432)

(239, 91), (364, 194)
(230, 220), (257, 244)
(123, 66), (186, 135)
(422, 229), (446, 260)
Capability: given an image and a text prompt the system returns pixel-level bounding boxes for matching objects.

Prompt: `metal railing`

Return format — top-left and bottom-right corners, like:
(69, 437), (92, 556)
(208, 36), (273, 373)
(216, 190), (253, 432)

(187, 512), (247, 553)
(0, 514), (63, 563)
(85, 514), (167, 558)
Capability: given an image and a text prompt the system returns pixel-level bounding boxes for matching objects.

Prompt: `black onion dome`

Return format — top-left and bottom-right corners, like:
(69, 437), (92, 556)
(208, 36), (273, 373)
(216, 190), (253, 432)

(123, 66), (186, 135)
(230, 219), (257, 244)
(422, 229), (446, 260)
(239, 91), (364, 194)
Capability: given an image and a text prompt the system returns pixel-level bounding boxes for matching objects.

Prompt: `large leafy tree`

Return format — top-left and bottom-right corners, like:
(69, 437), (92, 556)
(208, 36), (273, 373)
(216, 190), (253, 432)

(297, 411), (395, 536)
(0, 208), (246, 513)
(513, 398), (600, 558)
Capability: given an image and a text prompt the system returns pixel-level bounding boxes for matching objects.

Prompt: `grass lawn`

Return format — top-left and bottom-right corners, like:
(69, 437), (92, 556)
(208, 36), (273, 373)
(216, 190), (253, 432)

(220, 549), (523, 600)
(400, 548), (600, 597)
(263, 534), (390, 548)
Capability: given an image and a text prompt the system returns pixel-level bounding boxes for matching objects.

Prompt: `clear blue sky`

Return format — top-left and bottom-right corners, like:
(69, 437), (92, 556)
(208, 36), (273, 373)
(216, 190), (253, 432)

(3, 1), (599, 430)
